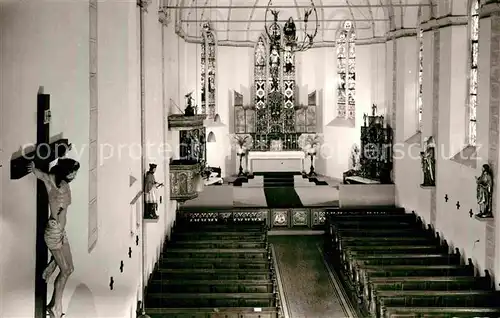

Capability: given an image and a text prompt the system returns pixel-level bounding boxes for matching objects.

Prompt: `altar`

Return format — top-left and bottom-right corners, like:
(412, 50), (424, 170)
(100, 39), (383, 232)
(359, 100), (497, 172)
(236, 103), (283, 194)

(248, 151), (305, 173)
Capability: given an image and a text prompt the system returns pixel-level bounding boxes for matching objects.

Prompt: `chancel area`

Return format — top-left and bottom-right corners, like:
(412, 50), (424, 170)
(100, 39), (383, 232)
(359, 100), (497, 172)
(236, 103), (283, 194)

(3, 0), (500, 317)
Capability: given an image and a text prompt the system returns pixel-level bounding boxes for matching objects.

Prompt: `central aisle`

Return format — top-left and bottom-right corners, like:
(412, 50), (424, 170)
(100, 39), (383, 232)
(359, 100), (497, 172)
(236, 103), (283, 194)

(270, 236), (353, 318)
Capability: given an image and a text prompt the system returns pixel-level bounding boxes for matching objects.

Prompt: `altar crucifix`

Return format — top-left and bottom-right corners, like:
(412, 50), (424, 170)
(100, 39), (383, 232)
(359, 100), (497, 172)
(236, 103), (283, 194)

(10, 93), (74, 318)
(372, 103), (377, 116)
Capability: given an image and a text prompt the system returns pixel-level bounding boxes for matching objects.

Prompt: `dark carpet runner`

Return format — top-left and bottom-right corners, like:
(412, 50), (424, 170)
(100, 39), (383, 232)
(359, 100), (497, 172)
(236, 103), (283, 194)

(262, 172), (304, 208)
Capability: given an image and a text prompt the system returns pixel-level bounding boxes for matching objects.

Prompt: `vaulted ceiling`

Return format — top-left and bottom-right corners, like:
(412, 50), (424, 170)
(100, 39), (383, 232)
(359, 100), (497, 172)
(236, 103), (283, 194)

(165, 0), (445, 45)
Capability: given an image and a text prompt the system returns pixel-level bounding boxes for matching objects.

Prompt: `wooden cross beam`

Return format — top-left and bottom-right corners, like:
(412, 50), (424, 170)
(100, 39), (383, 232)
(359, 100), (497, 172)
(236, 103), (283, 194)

(9, 93), (71, 318)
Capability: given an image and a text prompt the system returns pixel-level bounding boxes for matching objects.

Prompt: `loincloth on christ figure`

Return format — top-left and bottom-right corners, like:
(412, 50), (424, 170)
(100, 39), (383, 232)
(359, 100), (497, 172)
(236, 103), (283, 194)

(44, 218), (68, 250)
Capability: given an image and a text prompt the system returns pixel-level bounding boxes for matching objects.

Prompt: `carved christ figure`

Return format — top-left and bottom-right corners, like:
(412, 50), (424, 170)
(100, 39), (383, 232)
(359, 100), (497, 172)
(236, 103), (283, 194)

(27, 158), (80, 318)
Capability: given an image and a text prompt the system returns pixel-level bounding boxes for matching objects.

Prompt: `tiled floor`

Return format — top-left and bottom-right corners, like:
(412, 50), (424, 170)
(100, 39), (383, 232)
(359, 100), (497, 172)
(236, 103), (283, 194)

(270, 236), (349, 318)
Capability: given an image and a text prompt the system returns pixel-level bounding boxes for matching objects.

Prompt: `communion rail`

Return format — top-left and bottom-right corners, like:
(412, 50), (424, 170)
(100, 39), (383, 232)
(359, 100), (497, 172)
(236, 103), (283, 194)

(177, 206), (404, 230)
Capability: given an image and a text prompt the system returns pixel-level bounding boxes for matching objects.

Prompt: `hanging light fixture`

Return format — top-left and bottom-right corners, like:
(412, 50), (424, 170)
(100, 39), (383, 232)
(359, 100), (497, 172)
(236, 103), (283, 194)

(264, 0), (319, 53)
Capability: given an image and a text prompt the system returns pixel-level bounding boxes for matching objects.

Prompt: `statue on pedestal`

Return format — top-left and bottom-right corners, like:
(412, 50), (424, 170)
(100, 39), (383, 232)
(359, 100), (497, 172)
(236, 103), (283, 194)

(27, 158), (80, 318)
(184, 92), (195, 116)
(476, 164), (493, 218)
(420, 136), (435, 186)
(144, 163), (163, 219)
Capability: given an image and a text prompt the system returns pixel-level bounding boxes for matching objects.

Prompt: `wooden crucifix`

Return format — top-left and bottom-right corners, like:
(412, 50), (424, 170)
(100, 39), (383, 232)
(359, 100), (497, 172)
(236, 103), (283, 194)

(10, 93), (71, 318)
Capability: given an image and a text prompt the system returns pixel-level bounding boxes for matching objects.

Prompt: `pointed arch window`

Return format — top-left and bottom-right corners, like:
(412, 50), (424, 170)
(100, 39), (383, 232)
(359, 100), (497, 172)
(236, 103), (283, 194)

(201, 22), (217, 119)
(254, 36), (267, 109)
(417, 28), (424, 130)
(468, 0), (479, 145)
(336, 20), (356, 120)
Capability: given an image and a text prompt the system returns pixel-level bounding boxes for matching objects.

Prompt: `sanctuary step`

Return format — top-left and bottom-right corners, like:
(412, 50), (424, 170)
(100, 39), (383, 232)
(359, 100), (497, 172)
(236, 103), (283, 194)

(262, 172), (295, 187)
(144, 221), (280, 318)
(324, 210), (498, 318)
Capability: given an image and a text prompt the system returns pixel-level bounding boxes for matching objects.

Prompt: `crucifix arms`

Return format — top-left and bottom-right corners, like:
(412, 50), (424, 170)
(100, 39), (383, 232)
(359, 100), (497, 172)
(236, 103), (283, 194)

(10, 139), (71, 179)
(27, 161), (53, 189)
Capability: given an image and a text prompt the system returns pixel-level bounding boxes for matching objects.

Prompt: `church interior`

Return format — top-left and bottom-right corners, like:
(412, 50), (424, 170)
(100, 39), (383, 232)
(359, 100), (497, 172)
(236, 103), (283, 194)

(3, 0), (500, 317)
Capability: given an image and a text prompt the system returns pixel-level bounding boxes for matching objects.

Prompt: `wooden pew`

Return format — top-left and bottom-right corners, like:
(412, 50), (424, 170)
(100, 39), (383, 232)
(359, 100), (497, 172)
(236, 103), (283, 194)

(163, 248), (270, 259)
(328, 213), (415, 221)
(373, 290), (498, 318)
(361, 264), (474, 278)
(354, 253), (460, 266)
(147, 279), (274, 294)
(368, 275), (489, 292)
(153, 268), (272, 281)
(145, 306), (279, 318)
(335, 228), (432, 237)
(382, 306), (500, 318)
(146, 221), (279, 318)
(358, 261), (475, 315)
(341, 237), (436, 246)
(146, 292), (276, 308)
(331, 221), (417, 229)
(167, 240), (267, 249)
(159, 257), (271, 270)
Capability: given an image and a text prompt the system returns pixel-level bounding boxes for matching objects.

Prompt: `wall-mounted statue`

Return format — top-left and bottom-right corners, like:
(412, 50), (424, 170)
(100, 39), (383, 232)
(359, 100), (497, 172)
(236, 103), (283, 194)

(476, 164), (493, 218)
(420, 136), (436, 186)
(27, 158), (80, 318)
(184, 92), (195, 116)
(144, 163), (163, 219)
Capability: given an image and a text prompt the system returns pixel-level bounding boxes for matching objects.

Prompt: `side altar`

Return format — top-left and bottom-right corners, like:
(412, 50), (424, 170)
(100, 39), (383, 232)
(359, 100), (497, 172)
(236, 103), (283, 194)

(344, 105), (393, 184)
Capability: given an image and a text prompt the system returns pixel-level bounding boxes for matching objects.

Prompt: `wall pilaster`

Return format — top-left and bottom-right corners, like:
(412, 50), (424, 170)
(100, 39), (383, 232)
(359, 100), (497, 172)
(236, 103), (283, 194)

(394, 35), (419, 143)
(370, 43), (386, 109)
(477, 8), (500, 281)
(436, 24), (468, 159)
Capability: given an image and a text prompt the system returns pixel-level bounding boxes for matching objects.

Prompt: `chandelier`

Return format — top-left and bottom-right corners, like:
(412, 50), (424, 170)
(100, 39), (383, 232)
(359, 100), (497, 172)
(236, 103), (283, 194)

(264, 0), (319, 53)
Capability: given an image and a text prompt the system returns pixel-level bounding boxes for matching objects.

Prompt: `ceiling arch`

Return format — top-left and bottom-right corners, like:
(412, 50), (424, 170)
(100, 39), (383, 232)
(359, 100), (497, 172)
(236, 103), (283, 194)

(167, 0), (435, 44)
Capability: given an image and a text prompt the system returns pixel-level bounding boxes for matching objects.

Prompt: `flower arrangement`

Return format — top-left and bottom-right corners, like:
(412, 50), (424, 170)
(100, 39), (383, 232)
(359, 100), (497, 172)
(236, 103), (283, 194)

(231, 134), (253, 155)
(298, 133), (322, 156)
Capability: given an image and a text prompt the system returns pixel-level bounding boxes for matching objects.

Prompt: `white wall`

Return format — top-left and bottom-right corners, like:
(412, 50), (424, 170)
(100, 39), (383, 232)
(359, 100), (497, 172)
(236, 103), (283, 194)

(0, 1), (176, 317)
(322, 44), (377, 178)
(393, 23), (493, 279)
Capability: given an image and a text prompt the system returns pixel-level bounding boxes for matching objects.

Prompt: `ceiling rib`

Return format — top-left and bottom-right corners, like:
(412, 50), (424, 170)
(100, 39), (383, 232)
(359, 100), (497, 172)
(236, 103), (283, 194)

(207, 26), (372, 32)
(245, 0), (260, 41)
(168, 4), (432, 9)
(226, 0), (233, 40)
(181, 18), (389, 22)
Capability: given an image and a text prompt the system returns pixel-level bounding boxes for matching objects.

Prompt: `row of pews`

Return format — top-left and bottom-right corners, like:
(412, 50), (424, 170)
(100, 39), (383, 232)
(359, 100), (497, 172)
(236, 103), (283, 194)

(324, 210), (500, 318)
(144, 221), (282, 318)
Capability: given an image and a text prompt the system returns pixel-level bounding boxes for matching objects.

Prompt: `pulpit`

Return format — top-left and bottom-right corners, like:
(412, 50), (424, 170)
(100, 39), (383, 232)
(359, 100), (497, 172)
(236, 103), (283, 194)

(168, 112), (207, 202)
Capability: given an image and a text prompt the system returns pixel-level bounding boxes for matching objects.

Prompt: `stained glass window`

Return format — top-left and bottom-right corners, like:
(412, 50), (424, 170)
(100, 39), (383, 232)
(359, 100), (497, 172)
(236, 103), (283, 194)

(418, 28), (423, 130)
(254, 36), (267, 109)
(201, 22), (216, 119)
(336, 21), (356, 120)
(469, 0), (479, 145)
